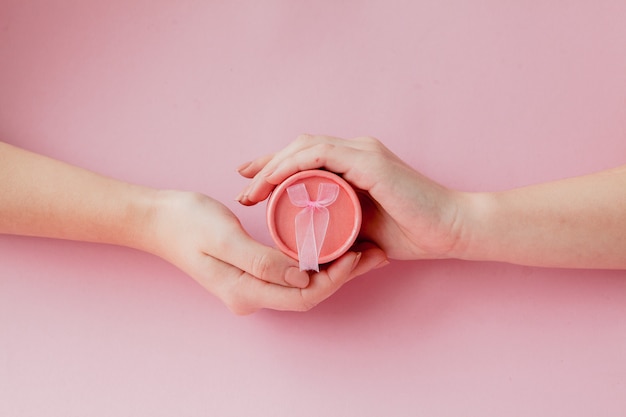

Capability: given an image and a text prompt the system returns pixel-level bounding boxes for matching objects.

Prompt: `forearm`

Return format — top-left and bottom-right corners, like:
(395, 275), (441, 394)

(0, 142), (157, 251)
(458, 166), (626, 269)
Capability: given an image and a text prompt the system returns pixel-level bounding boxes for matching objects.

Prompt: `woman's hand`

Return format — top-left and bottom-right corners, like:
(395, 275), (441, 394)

(237, 135), (626, 270)
(146, 190), (387, 314)
(0, 141), (387, 315)
(236, 135), (466, 261)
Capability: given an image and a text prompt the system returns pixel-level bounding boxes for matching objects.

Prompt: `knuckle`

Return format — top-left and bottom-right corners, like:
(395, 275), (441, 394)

(250, 253), (272, 280)
(210, 219), (244, 254)
(359, 136), (383, 148)
(210, 231), (233, 255)
(295, 133), (314, 145)
(314, 142), (335, 156)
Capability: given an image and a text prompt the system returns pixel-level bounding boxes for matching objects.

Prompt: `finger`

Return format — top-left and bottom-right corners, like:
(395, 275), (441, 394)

(237, 138), (349, 206)
(235, 173), (277, 206)
(348, 242), (388, 278)
(207, 247), (386, 314)
(236, 135), (375, 205)
(266, 142), (367, 184)
(257, 134), (355, 179)
(187, 254), (260, 315)
(242, 144), (376, 205)
(297, 250), (363, 310)
(295, 244), (388, 309)
(237, 153), (274, 178)
(227, 251), (363, 313)
(213, 225), (310, 288)
(190, 252), (307, 315)
(264, 135), (388, 184)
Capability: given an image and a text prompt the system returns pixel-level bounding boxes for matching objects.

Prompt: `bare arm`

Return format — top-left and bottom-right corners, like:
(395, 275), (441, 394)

(0, 141), (155, 248)
(461, 166), (626, 269)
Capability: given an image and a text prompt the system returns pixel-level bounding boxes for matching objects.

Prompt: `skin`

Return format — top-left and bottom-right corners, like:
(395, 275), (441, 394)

(237, 134), (626, 270)
(0, 141), (388, 315)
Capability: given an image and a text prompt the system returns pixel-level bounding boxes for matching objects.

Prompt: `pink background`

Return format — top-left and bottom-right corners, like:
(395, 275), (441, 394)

(1, 1), (626, 415)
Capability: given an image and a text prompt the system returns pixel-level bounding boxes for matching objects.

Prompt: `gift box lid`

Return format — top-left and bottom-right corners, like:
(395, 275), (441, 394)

(266, 170), (362, 267)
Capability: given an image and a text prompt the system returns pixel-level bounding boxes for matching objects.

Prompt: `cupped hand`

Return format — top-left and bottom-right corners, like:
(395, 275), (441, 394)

(236, 135), (466, 261)
(144, 190), (386, 314)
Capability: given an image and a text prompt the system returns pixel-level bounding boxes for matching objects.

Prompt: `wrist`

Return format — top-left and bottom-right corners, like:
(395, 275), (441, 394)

(107, 185), (163, 253)
(447, 191), (498, 262)
(130, 189), (184, 257)
(136, 189), (214, 265)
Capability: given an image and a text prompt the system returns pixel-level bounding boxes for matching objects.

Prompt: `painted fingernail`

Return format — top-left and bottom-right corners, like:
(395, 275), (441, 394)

(235, 183), (253, 203)
(237, 161), (252, 172)
(286, 267), (310, 288)
(350, 252), (363, 272)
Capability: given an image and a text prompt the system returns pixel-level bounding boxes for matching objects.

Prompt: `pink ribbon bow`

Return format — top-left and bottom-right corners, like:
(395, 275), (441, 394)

(287, 182), (340, 272)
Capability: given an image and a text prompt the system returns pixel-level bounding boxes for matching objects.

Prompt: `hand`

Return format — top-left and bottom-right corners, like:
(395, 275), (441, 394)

(236, 135), (465, 261)
(145, 190), (387, 314)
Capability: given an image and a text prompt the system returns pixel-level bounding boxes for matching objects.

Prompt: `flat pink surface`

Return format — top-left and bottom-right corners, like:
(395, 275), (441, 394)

(1, 1), (626, 416)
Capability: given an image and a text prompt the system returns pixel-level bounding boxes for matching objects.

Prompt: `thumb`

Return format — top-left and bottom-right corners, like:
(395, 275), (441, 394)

(216, 228), (310, 288)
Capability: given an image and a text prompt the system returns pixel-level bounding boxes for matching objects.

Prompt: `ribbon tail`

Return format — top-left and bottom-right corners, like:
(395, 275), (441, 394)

(294, 208), (320, 272)
(313, 207), (330, 259)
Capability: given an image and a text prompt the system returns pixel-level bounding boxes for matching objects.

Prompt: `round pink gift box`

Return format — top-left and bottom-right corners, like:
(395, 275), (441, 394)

(266, 170), (362, 265)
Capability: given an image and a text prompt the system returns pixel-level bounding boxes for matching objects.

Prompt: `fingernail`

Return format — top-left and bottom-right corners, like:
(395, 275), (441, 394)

(350, 252), (363, 272)
(235, 190), (246, 202)
(237, 161), (252, 172)
(286, 267), (309, 288)
(375, 259), (390, 269)
(235, 183), (253, 202)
